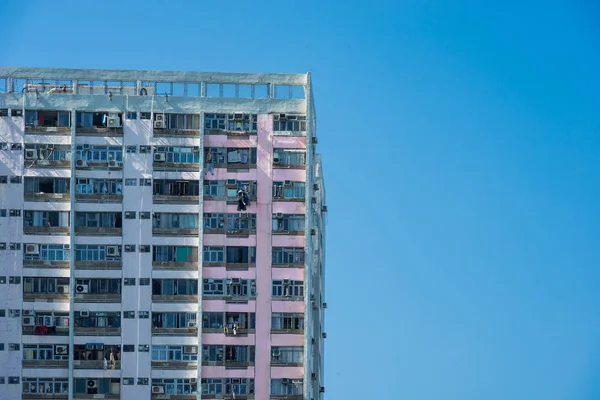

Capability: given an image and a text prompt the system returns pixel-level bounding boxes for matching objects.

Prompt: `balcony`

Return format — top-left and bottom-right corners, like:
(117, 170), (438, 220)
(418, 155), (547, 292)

(152, 261), (197, 271)
(73, 395), (120, 399)
(75, 227), (122, 236)
(24, 226), (70, 235)
(154, 128), (199, 137)
(25, 125), (71, 134)
(153, 195), (200, 204)
(23, 293), (69, 302)
(23, 326), (69, 336)
(75, 160), (123, 170)
(73, 360), (121, 369)
(151, 294), (198, 303)
(28, 159), (71, 169)
(202, 360), (252, 368)
(76, 193), (123, 203)
(271, 396), (301, 400)
(152, 227), (199, 236)
(77, 126), (123, 135)
(22, 359), (68, 368)
(152, 327), (197, 336)
(24, 260), (70, 269)
(74, 294), (121, 303)
(150, 360), (198, 369)
(75, 260), (121, 270)
(24, 193), (70, 202)
(153, 161), (200, 171)
(152, 395), (196, 400)
(73, 327), (121, 336)
(23, 394), (68, 400)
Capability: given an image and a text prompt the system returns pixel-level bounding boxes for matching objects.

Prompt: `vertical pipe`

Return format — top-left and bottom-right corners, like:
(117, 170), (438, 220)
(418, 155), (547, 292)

(196, 112), (205, 400)
(68, 109), (76, 400)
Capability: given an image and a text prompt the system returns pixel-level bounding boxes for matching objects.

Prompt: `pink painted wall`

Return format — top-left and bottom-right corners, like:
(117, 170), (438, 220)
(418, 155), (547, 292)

(254, 114), (274, 399)
(202, 366), (256, 378)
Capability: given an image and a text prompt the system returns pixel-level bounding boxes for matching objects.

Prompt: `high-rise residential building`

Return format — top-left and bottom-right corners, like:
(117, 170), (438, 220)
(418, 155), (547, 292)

(0, 68), (326, 400)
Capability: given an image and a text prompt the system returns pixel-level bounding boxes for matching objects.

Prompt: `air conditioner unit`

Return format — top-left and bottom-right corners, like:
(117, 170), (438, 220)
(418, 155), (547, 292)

(284, 180), (292, 186)
(322, 206), (328, 212)
(76, 284), (89, 294)
(273, 154), (280, 164)
(183, 346), (197, 354)
(82, 144), (90, 150)
(80, 310), (90, 317)
(322, 332), (327, 339)
(107, 117), (121, 128)
(75, 159), (87, 167)
(55, 345), (68, 355)
(57, 285), (69, 294)
(24, 149), (38, 160)
(234, 113), (244, 120)
(63, 244), (70, 250)
(24, 211), (33, 218)
(311, 372), (317, 380)
(312, 137), (318, 144)
(271, 349), (280, 358)
(154, 120), (165, 129)
(154, 152), (166, 162)
(107, 160), (118, 168)
(281, 378), (290, 386)
(152, 386), (165, 394)
(187, 321), (197, 328)
(87, 380), (98, 389)
(155, 114), (165, 122)
(276, 213), (283, 219)
(190, 378), (197, 384)
(22, 310), (34, 316)
(230, 278), (241, 285)
(279, 114), (287, 121)
(25, 244), (39, 255)
(322, 302), (327, 309)
(282, 279), (291, 285)
(313, 184), (319, 191)
(227, 179), (237, 185)
(22, 316), (35, 326)
(106, 245), (120, 257)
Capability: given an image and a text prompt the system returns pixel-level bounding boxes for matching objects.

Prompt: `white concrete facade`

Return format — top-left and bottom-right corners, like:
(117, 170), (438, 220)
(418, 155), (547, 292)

(0, 68), (326, 400)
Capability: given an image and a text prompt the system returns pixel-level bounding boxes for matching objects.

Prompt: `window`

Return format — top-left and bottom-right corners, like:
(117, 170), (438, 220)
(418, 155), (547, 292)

(0, 277), (5, 284)
(202, 213), (257, 233)
(24, 244), (70, 261)
(23, 344), (68, 361)
(10, 176), (22, 184)
(154, 179), (200, 196)
(23, 210), (70, 228)
(273, 181), (305, 199)
(124, 211), (136, 219)
(152, 312), (196, 329)
(139, 278), (150, 286)
(273, 114), (307, 133)
(138, 311), (149, 319)
(152, 345), (198, 361)
(23, 277), (69, 293)
(226, 246), (256, 263)
(126, 112), (137, 120)
(272, 280), (304, 298)
(0, 343), (4, 350)
(0, 243), (6, 250)
(24, 177), (70, 194)
(205, 113), (258, 132)
(124, 311), (135, 319)
(152, 378), (197, 395)
(203, 180), (225, 197)
(124, 278), (136, 286)
(75, 212), (122, 228)
(156, 113), (200, 130)
(9, 243), (21, 250)
(139, 245), (150, 252)
(8, 377), (19, 384)
(271, 346), (304, 364)
(0, 209), (6, 217)
(75, 245), (120, 261)
(9, 209), (21, 217)
(273, 149), (306, 167)
(25, 110), (71, 128)
(75, 311), (120, 328)
(271, 379), (303, 396)
(9, 310), (20, 318)
(124, 245), (136, 252)
(126, 145), (137, 153)
(76, 178), (122, 195)
(271, 313), (304, 330)
(203, 279), (256, 297)
(0, 309), (5, 317)
(75, 145), (122, 162)
(0, 176), (6, 184)
(74, 279), (121, 294)
(9, 276), (21, 284)
(139, 178), (152, 186)
(140, 212), (151, 219)
(73, 378), (119, 395)
(123, 378), (134, 385)
(153, 146), (200, 164)
(139, 145), (151, 153)
(272, 214), (305, 232)
(272, 247), (305, 265)
(200, 378), (254, 396)
(141, 112), (151, 120)
(153, 246), (198, 263)
(153, 213), (198, 229)
(152, 279), (198, 296)
(125, 178), (137, 186)
(9, 343), (20, 351)
(123, 345), (135, 352)
(203, 246), (224, 263)
(138, 345), (149, 352)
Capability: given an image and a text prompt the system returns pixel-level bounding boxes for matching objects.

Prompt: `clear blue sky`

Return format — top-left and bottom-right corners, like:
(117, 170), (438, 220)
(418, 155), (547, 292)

(3, 0), (600, 399)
